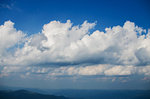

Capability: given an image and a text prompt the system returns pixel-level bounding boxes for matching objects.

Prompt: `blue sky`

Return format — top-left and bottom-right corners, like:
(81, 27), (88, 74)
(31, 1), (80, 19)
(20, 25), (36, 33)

(0, 0), (150, 90)
(1, 0), (150, 34)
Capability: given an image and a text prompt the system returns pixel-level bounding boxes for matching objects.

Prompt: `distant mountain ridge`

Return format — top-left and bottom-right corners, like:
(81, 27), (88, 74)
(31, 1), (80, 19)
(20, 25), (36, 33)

(0, 89), (69, 99)
(0, 88), (150, 99)
(38, 89), (150, 99)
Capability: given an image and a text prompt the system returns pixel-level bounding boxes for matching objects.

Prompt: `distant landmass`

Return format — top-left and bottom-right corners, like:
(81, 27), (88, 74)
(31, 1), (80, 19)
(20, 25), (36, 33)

(51, 89), (150, 99)
(0, 90), (68, 99)
(0, 89), (150, 99)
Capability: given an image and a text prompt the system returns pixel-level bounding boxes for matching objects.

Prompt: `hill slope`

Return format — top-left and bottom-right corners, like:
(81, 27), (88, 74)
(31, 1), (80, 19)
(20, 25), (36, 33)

(0, 90), (68, 99)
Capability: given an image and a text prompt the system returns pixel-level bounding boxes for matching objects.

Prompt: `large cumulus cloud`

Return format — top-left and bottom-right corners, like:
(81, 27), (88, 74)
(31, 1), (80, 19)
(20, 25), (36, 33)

(0, 20), (150, 78)
(0, 21), (25, 61)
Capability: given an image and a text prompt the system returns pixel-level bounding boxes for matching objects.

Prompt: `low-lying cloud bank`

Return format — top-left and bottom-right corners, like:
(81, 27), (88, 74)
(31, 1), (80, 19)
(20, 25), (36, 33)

(0, 20), (150, 78)
(1, 64), (150, 79)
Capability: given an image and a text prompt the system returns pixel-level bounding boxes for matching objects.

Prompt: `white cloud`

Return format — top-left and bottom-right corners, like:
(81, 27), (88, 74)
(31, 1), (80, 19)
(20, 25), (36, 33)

(48, 64), (108, 76)
(0, 20), (150, 78)
(0, 66), (21, 78)
(104, 66), (135, 76)
(31, 65), (150, 76)
(0, 21), (25, 56)
(0, 64), (150, 78)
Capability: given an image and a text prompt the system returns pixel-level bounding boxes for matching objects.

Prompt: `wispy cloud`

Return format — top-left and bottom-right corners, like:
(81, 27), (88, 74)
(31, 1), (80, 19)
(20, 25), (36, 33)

(0, 0), (14, 10)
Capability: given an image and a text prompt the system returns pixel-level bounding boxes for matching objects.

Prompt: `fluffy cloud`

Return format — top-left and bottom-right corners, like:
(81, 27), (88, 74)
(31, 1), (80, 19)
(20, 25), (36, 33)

(0, 21), (25, 56)
(0, 20), (150, 78)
